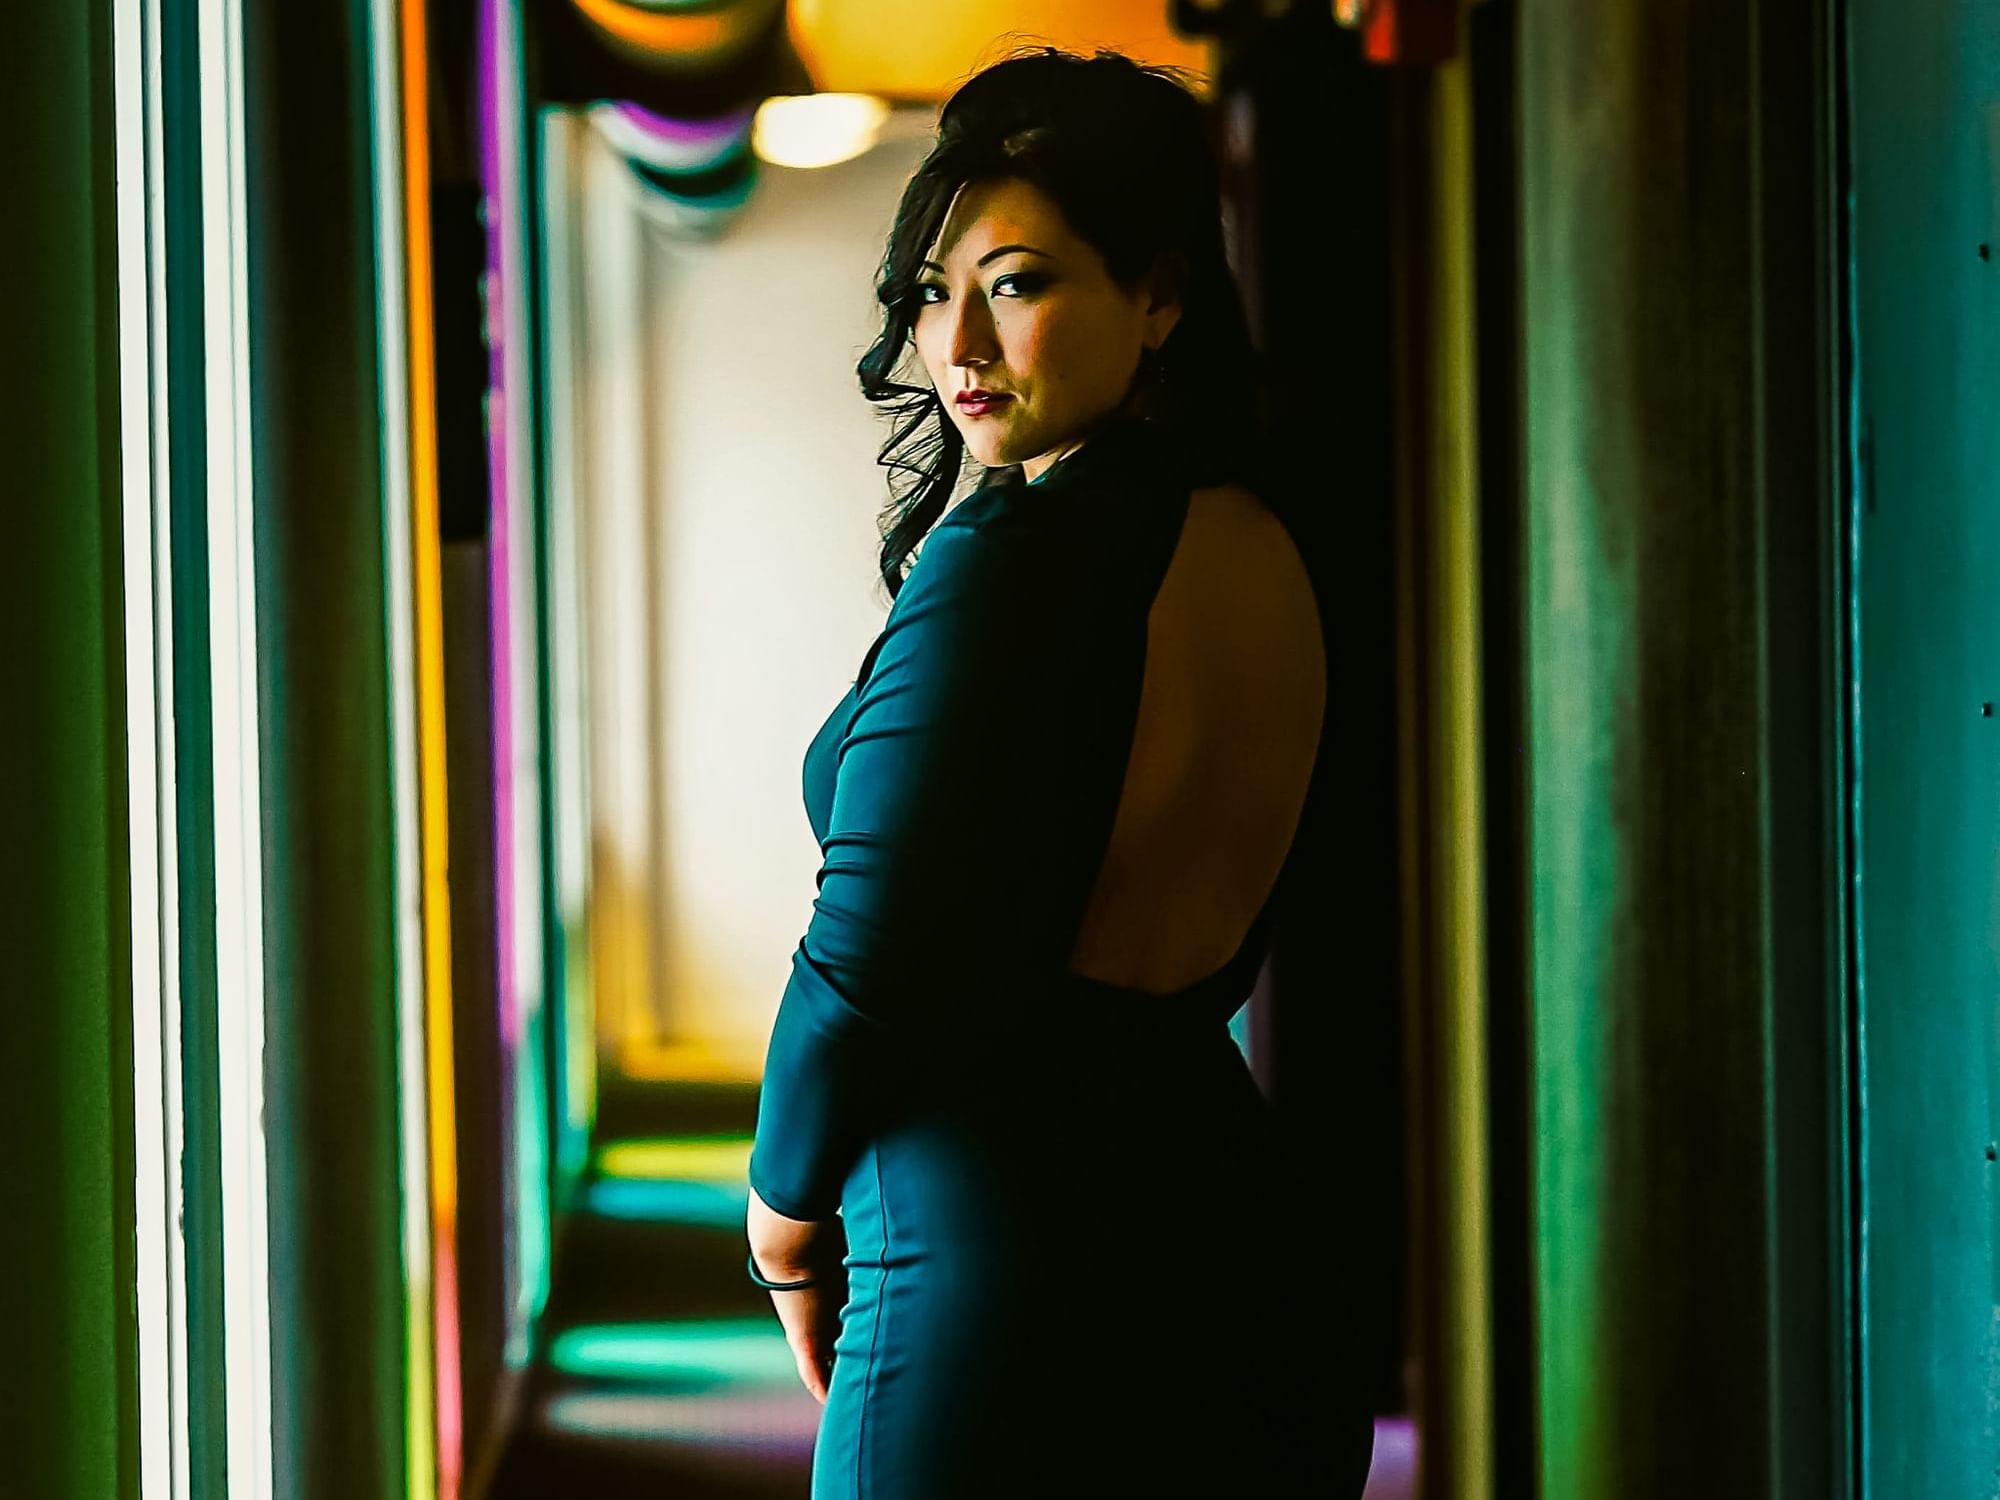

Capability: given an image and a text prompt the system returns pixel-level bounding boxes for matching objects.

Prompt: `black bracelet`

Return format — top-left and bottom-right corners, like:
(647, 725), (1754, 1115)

(747, 1250), (818, 1292)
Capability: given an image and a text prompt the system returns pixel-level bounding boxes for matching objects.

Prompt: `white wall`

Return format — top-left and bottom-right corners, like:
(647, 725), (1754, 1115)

(560, 108), (942, 1079)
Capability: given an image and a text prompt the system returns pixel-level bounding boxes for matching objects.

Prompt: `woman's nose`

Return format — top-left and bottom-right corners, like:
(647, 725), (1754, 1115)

(947, 295), (997, 368)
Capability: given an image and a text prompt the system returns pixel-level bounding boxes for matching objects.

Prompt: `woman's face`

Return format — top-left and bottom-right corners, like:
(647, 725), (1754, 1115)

(913, 177), (1182, 482)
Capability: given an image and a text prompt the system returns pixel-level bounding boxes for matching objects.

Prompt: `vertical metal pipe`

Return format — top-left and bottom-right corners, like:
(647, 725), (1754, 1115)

(1427, 42), (1496, 1500)
(1391, 19), (1496, 1494)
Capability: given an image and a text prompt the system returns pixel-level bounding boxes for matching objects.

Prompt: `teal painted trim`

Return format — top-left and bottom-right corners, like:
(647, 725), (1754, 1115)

(493, 0), (555, 1353)
(1834, 2), (1868, 1488)
(1848, 0), (2000, 1492)
(526, 103), (588, 1285)
(157, 0), (232, 1489)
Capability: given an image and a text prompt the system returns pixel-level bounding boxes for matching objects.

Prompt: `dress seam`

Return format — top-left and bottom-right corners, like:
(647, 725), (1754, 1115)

(855, 1142), (890, 1499)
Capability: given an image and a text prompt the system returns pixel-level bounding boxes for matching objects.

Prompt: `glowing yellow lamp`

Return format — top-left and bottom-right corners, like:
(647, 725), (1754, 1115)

(787, 0), (1213, 102)
(753, 92), (892, 167)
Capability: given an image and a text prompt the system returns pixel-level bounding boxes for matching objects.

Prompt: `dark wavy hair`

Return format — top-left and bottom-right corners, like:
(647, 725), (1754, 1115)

(857, 45), (1268, 600)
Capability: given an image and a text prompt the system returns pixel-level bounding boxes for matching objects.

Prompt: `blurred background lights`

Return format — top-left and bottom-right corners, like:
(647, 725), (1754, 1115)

(593, 1134), (755, 1181)
(547, 1320), (798, 1384)
(752, 92), (891, 168)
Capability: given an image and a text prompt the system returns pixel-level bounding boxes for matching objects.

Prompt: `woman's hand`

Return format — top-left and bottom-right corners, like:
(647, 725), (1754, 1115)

(746, 1185), (847, 1404)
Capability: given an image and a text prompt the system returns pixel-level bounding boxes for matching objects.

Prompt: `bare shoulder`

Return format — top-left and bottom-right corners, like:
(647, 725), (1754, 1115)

(1180, 481), (1321, 623)
(1187, 479), (1300, 547)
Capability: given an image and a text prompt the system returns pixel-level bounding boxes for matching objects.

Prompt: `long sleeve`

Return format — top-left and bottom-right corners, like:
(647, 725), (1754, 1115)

(747, 500), (1135, 1220)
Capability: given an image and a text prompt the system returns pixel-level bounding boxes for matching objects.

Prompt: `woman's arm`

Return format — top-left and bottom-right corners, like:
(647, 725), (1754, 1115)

(746, 1184), (843, 1404)
(746, 1182), (836, 1280)
(747, 500), (1123, 1220)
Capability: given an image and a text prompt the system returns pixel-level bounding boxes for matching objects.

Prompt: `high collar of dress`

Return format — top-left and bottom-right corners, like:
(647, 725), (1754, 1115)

(1018, 411), (1182, 497)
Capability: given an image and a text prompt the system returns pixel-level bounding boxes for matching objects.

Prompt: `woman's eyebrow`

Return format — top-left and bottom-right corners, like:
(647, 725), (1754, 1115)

(919, 244), (1053, 273)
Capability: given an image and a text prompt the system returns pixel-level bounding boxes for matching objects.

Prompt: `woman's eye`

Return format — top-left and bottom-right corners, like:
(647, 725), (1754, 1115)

(913, 274), (1044, 307)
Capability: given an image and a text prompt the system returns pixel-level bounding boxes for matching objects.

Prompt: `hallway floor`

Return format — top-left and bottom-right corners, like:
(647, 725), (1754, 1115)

(490, 1080), (813, 1497)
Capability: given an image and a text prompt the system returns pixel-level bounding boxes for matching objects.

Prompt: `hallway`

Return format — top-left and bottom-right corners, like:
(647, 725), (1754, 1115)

(20, 0), (1988, 1495)
(491, 1082), (816, 1496)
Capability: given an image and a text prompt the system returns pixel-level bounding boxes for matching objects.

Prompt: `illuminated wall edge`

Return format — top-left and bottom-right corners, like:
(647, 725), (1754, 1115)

(368, 0), (443, 1494)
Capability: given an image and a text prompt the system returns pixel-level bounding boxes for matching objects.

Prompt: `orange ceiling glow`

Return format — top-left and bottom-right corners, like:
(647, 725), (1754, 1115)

(787, 0), (1214, 102)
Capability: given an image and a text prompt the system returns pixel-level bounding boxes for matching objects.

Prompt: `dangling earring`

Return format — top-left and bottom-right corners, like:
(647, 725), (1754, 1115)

(1135, 343), (1168, 422)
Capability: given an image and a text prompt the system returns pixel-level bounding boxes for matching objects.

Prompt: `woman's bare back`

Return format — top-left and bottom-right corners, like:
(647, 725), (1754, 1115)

(1066, 482), (1327, 995)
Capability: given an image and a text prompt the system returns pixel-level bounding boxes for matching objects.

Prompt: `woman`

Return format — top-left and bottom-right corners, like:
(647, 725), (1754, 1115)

(744, 46), (1375, 1498)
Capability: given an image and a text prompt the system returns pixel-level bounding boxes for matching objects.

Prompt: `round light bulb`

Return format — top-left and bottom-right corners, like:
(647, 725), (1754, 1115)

(752, 92), (891, 170)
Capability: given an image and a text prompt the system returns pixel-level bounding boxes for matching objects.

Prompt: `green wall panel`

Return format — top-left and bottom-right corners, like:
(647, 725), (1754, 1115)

(1520, 3), (1845, 1494)
(0, 6), (139, 1498)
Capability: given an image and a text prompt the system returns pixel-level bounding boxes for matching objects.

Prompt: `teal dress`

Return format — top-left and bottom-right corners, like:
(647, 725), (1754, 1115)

(748, 413), (1374, 1497)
